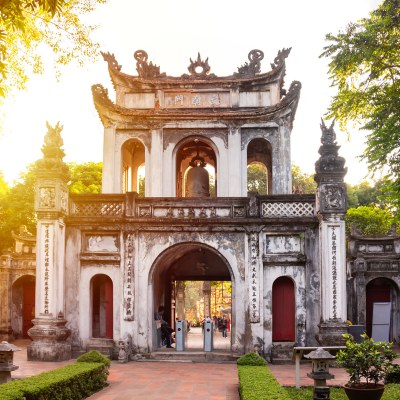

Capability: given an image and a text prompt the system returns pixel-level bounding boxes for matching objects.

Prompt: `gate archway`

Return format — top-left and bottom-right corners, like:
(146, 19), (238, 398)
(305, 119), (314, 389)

(149, 242), (234, 351)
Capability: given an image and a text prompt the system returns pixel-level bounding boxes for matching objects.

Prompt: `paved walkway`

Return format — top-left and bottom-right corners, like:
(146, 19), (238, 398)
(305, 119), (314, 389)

(10, 337), (352, 399)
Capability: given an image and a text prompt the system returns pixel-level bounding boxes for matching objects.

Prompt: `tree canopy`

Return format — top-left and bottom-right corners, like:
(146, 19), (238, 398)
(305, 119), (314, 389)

(321, 0), (400, 217)
(0, 0), (105, 99)
(0, 161), (102, 252)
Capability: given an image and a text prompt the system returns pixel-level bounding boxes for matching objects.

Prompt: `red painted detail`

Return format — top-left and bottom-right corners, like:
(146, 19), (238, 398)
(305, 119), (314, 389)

(366, 279), (391, 337)
(22, 281), (35, 338)
(92, 275), (113, 339)
(105, 278), (113, 339)
(272, 277), (295, 341)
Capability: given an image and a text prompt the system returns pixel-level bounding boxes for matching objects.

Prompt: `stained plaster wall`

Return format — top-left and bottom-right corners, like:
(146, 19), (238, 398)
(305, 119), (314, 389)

(64, 227), (249, 353)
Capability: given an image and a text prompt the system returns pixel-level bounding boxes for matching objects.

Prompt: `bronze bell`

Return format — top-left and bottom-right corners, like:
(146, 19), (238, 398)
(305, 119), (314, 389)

(186, 155), (210, 197)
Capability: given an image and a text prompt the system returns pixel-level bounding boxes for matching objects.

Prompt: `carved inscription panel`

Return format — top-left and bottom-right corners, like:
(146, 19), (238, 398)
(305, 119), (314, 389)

(164, 91), (230, 108)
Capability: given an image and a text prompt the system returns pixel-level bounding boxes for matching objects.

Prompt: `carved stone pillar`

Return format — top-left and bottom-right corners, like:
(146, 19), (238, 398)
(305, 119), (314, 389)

(315, 120), (348, 345)
(27, 122), (71, 361)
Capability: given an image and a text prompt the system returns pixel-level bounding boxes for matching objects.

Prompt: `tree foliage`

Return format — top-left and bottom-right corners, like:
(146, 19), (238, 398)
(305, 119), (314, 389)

(345, 205), (394, 235)
(291, 165), (317, 194)
(247, 162), (268, 195)
(346, 179), (386, 208)
(0, 0), (105, 99)
(0, 160), (103, 252)
(68, 161), (102, 194)
(321, 0), (400, 216)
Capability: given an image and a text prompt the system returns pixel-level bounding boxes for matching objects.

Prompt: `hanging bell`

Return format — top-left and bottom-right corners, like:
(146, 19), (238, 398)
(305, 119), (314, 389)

(186, 155), (210, 197)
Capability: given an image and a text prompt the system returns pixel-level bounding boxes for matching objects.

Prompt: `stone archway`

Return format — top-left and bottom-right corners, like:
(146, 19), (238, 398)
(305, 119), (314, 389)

(149, 242), (234, 351)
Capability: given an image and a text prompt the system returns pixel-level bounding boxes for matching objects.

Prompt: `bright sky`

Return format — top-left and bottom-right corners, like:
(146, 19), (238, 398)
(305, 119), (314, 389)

(0, 0), (381, 186)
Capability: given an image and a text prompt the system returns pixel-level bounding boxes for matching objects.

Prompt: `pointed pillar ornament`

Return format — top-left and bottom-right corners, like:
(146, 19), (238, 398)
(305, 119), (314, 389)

(315, 119), (349, 345)
(27, 122), (72, 361)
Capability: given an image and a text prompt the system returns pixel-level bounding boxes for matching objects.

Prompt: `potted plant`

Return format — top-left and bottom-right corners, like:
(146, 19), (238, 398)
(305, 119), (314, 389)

(336, 333), (397, 400)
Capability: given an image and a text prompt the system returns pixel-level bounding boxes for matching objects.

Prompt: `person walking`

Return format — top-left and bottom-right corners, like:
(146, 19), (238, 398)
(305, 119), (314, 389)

(221, 315), (228, 338)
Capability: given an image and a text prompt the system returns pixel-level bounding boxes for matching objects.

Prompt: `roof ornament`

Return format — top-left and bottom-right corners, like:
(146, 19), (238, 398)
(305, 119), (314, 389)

(134, 50), (166, 79)
(320, 119), (337, 145)
(270, 48), (291, 69)
(236, 49), (264, 76)
(101, 52), (122, 71)
(184, 53), (216, 79)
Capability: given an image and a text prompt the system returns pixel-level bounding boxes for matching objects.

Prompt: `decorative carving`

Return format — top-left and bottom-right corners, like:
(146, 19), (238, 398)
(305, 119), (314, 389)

(71, 201), (123, 216)
(261, 202), (315, 217)
(248, 231), (260, 323)
(39, 187), (56, 208)
(323, 185), (344, 210)
(183, 53), (216, 79)
(101, 51), (122, 71)
(315, 119), (347, 184)
(236, 49), (264, 76)
(199, 208), (207, 218)
(270, 48), (291, 69)
(248, 193), (259, 217)
(36, 122), (69, 181)
(134, 50), (166, 79)
(124, 234), (134, 321)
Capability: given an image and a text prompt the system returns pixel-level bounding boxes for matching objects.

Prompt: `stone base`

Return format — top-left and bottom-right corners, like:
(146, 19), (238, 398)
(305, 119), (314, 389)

(316, 320), (349, 346)
(27, 314), (72, 361)
(270, 342), (295, 364)
(27, 341), (72, 361)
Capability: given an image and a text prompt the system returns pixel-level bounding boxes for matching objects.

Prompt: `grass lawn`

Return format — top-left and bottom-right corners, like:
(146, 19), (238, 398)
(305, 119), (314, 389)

(285, 385), (400, 400)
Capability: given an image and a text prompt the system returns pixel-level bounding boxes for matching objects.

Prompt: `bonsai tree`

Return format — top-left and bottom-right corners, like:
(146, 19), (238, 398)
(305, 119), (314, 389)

(336, 333), (397, 389)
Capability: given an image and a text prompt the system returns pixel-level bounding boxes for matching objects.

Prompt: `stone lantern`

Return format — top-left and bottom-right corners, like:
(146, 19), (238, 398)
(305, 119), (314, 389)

(304, 347), (335, 400)
(0, 341), (20, 384)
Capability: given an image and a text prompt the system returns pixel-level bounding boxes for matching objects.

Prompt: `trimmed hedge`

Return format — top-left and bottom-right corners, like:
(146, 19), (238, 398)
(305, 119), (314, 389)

(238, 365), (291, 400)
(77, 350), (111, 368)
(0, 361), (108, 400)
(237, 352), (267, 366)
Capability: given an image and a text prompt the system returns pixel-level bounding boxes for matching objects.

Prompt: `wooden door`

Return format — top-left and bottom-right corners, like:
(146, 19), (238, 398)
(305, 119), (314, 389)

(105, 277), (113, 339)
(22, 281), (35, 338)
(366, 280), (391, 338)
(272, 277), (295, 341)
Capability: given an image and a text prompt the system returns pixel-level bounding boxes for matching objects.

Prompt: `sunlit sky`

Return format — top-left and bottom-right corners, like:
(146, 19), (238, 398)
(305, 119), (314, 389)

(0, 0), (381, 186)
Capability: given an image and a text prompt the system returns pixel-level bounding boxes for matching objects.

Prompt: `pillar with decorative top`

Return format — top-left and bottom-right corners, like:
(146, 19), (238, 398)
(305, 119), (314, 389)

(315, 120), (349, 345)
(27, 122), (71, 361)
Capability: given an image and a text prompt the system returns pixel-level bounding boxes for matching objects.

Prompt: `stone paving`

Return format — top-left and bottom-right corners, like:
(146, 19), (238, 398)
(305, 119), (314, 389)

(9, 336), (352, 399)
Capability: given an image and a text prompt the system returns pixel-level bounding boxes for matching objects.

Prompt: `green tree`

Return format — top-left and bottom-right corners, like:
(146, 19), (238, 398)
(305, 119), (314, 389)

(345, 205), (394, 235)
(321, 0), (400, 217)
(0, 160), (103, 252)
(0, 171), (9, 197)
(0, 0), (105, 99)
(291, 165), (317, 194)
(247, 162), (268, 195)
(68, 161), (102, 194)
(346, 179), (386, 208)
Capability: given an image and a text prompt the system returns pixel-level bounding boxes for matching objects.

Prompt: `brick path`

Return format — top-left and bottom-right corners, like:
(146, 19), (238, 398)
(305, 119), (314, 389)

(10, 338), (354, 399)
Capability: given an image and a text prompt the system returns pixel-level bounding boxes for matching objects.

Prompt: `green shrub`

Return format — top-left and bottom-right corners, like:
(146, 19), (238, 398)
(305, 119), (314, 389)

(386, 364), (400, 384)
(0, 362), (108, 400)
(238, 365), (291, 400)
(237, 352), (266, 366)
(77, 350), (111, 367)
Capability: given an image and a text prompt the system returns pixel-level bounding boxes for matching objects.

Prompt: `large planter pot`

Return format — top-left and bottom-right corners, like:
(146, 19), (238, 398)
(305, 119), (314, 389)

(343, 383), (385, 400)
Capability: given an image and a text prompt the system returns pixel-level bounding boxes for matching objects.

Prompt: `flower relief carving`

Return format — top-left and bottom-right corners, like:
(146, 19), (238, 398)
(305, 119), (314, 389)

(39, 187), (56, 208)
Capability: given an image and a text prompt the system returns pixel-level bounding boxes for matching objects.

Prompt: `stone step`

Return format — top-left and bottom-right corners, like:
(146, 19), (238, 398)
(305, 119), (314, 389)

(146, 351), (239, 363)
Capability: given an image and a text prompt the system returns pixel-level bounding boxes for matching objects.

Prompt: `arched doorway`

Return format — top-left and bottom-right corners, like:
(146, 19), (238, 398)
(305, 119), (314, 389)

(11, 275), (35, 338)
(247, 138), (272, 195)
(121, 139), (145, 195)
(272, 276), (295, 341)
(149, 243), (233, 351)
(91, 274), (113, 339)
(366, 278), (399, 340)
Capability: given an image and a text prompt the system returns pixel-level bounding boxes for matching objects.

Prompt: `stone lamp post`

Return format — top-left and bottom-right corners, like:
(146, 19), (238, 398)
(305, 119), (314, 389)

(0, 341), (20, 384)
(305, 347), (335, 400)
